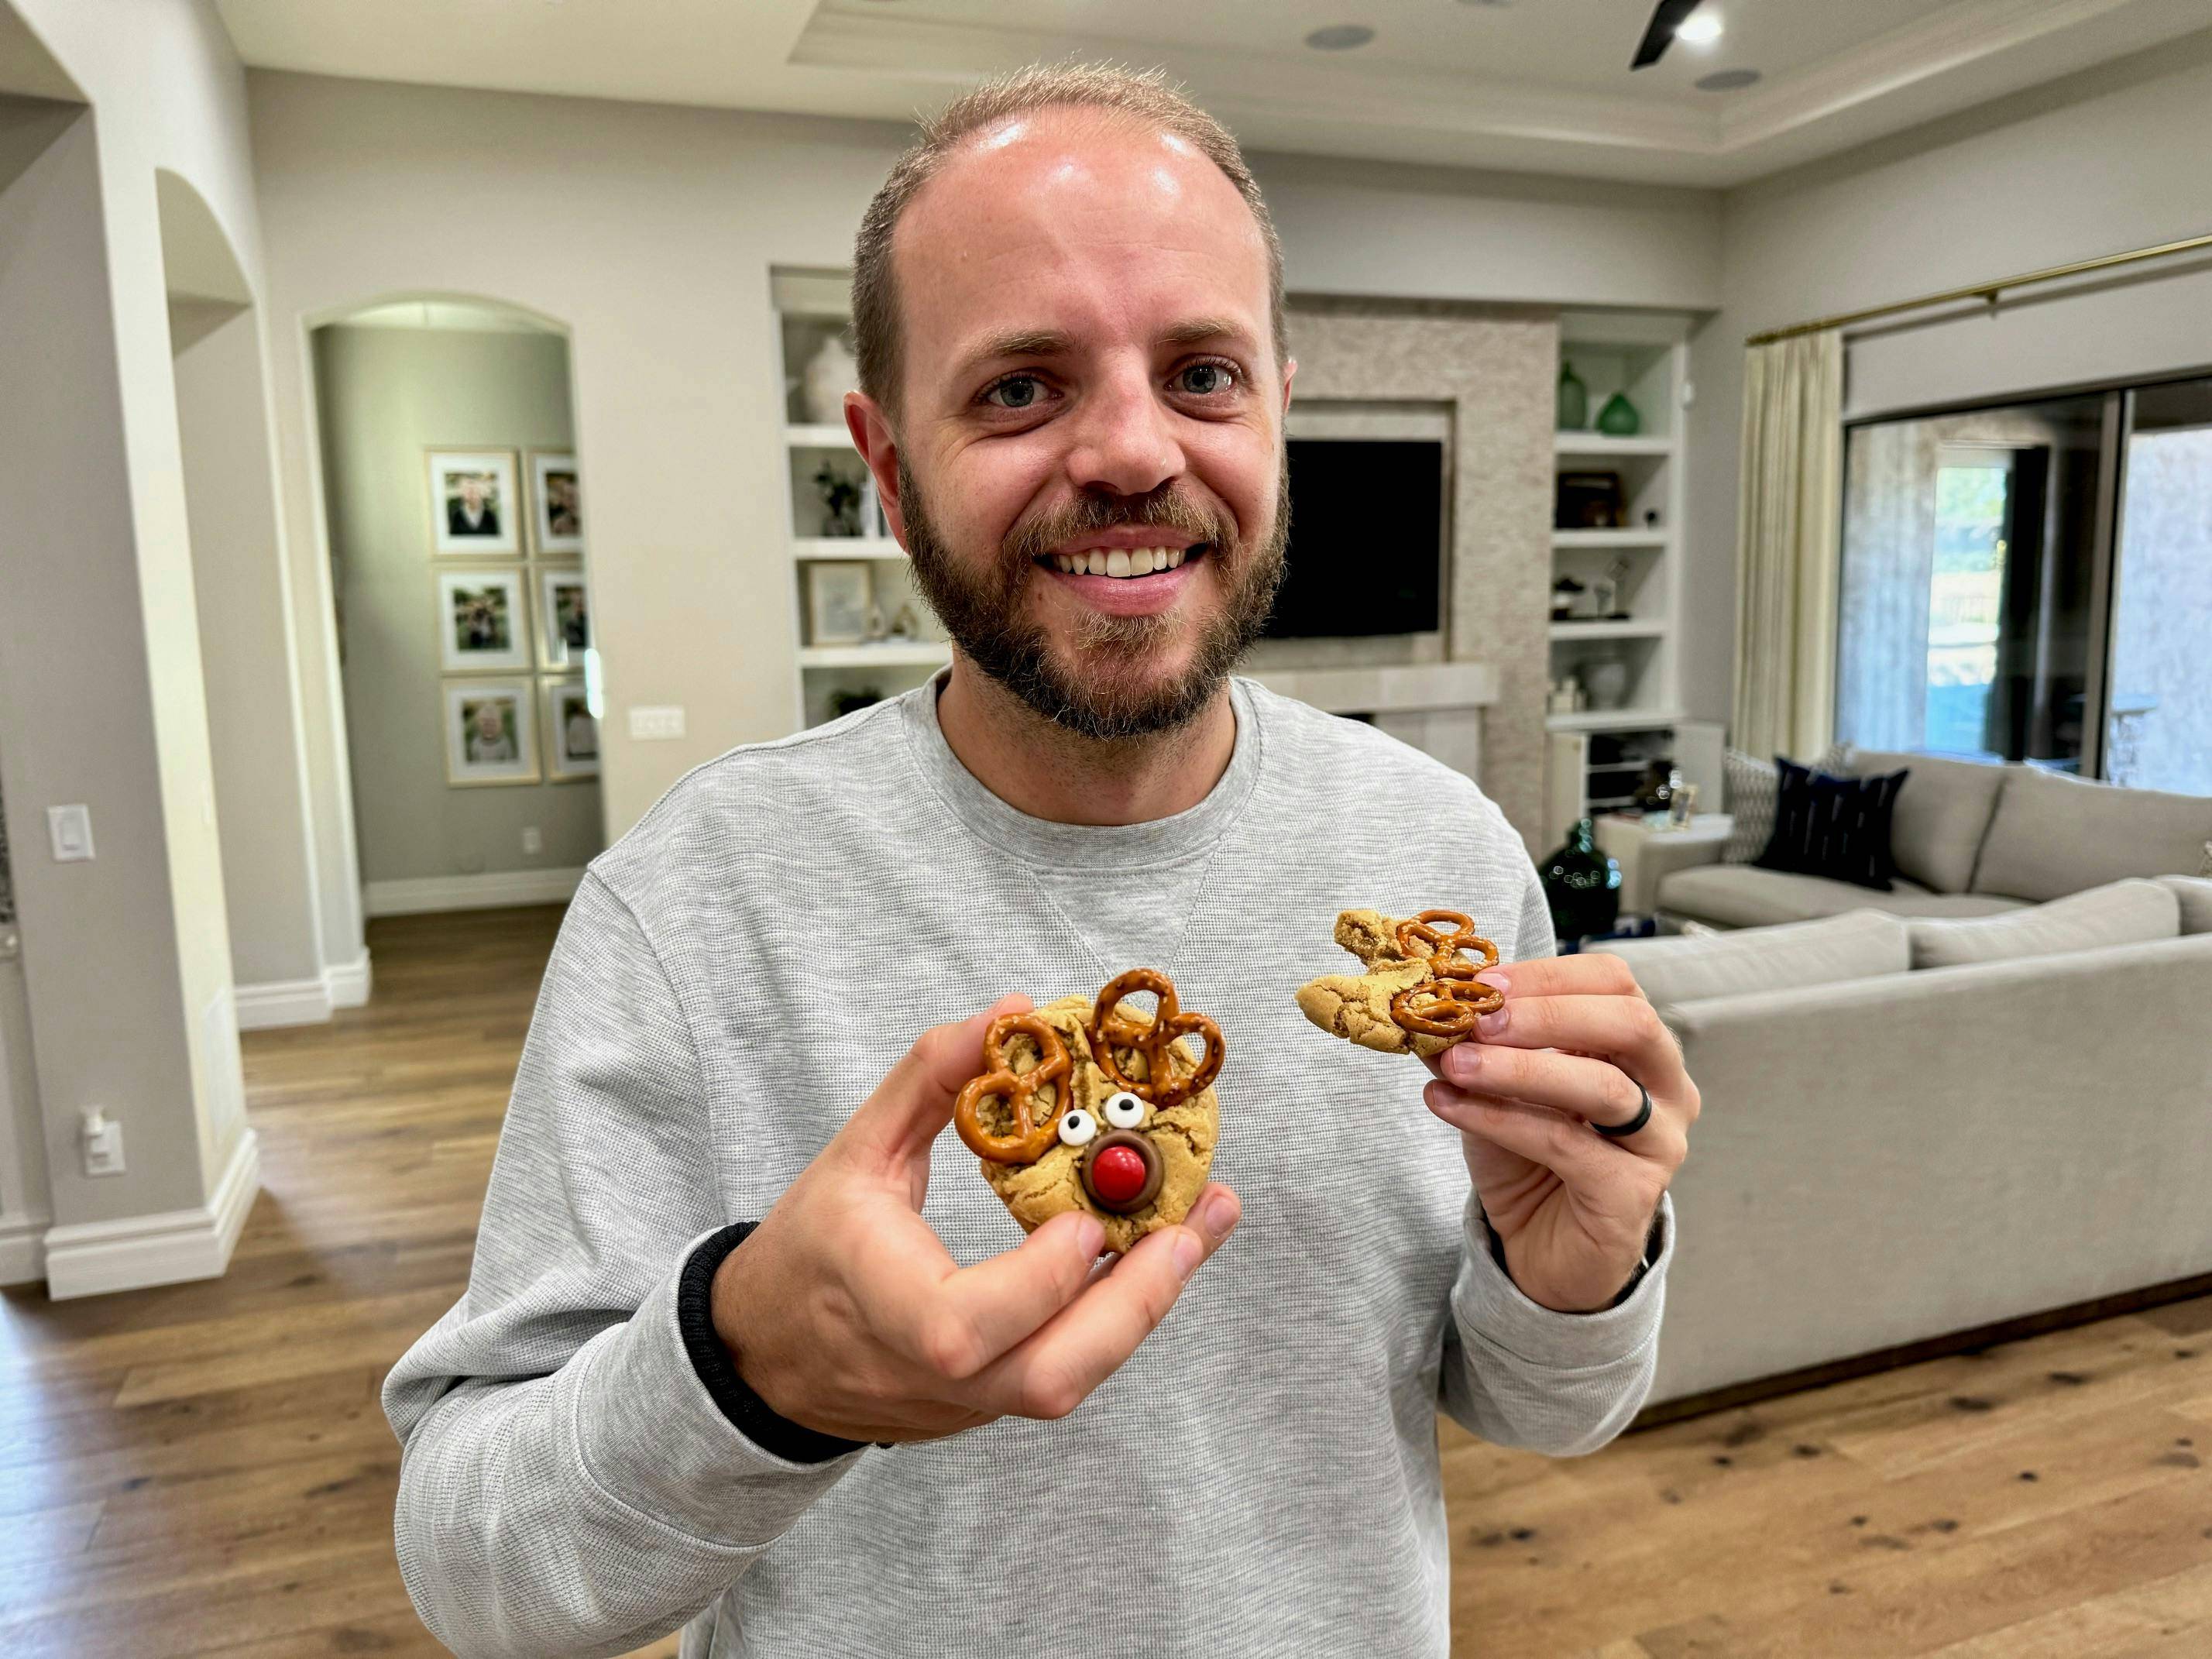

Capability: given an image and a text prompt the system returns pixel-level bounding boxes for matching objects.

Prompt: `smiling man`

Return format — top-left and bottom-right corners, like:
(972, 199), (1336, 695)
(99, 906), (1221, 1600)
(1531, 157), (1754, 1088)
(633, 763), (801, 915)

(386, 63), (1692, 1659)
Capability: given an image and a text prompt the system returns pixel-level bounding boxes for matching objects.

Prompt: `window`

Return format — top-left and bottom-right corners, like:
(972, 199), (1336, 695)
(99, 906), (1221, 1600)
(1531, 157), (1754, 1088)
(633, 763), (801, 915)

(1837, 373), (2209, 792)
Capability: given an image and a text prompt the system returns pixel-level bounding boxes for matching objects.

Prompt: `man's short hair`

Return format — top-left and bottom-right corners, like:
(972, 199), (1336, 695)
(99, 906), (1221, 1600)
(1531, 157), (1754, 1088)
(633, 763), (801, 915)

(850, 61), (1287, 423)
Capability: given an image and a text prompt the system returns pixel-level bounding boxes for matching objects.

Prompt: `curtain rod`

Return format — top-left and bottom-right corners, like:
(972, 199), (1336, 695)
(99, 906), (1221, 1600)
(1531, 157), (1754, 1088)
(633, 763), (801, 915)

(1744, 231), (2212, 348)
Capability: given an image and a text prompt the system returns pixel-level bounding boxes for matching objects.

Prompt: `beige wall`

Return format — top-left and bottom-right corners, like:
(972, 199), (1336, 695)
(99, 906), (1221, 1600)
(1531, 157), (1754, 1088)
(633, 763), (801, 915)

(246, 70), (1723, 847)
(1684, 36), (2212, 732)
(313, 323), (602, 887)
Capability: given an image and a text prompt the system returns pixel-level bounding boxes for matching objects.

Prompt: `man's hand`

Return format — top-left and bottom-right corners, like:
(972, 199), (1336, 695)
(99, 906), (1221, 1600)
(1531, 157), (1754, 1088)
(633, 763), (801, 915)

(1421, 953), (1695, 1314)
(712, 994), (1241, 1444)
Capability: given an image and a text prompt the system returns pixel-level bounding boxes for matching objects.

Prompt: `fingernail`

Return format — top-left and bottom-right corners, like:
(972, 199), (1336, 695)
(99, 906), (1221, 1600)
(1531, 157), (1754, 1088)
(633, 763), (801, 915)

(1172, 1229), (1205, 1280)
(1476, 1007), (1509, 1038)
(1475, 970), (1510, 995)
(1194, 1187), (1236, 1238)
(1075, 1215), (1105, 1258)
(1446, 1042), (1484, 1081)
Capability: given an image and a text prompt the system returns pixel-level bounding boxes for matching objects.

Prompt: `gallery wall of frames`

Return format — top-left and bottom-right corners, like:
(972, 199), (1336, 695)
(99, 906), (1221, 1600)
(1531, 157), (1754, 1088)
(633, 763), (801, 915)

(426, 445), (597, 788)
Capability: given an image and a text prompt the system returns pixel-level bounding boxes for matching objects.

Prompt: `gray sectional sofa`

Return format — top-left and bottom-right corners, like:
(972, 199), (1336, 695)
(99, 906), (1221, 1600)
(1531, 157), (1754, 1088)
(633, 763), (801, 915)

(1589, 749), (2212, 1410)
(1645, 749), (2212, 929)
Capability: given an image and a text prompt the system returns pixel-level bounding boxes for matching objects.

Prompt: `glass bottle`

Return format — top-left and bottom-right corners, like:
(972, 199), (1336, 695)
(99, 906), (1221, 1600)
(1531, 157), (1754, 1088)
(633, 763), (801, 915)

(1557, 361), (1589, 431)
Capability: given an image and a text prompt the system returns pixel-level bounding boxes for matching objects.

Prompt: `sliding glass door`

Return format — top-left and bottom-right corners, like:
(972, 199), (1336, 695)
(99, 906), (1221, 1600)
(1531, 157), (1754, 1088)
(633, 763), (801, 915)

(2109, 376), (2212, 793)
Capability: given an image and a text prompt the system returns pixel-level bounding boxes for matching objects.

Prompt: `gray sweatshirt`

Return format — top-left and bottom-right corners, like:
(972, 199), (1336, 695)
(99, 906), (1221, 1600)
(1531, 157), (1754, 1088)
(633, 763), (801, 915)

(383, 674), (1674, 1659)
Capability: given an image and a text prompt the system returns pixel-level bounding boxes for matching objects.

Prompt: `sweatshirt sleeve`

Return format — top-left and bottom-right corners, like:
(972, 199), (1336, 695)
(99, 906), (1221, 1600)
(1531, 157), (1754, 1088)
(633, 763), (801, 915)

(1434, 857), (1674, 1456)
(381, 872), (861, 1659)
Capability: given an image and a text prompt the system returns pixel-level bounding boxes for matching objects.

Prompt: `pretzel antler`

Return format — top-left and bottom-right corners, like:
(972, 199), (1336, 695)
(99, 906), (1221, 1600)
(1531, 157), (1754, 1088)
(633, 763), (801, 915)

(1387, 910), (1503, 1039)
(953, 1013), (1073, 1164)
(1087, 969), (1224, 1108)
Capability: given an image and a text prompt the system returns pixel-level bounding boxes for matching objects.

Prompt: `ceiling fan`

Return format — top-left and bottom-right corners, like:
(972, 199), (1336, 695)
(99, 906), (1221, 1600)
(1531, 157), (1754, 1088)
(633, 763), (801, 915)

(1630, 0), (1709, 69)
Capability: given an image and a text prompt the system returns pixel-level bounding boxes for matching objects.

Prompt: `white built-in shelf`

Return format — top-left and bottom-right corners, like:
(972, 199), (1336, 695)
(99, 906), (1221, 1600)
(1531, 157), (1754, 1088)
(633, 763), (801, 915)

(1554, 433), (1675, 457)
(1549, 619), (1668, 642)
(1553, 529), (1671, 550)
(1545, 706), (1683, 733)
(799, 641), (951, 671)
(784, 424), (856, 449)
(792, 538), (906, 562)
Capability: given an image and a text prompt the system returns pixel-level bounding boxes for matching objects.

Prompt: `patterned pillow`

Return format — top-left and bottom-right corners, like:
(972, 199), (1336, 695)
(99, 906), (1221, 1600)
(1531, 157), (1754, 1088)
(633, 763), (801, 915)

(2202, 839), (2212, 878)
(1721, 750), (1775, 864)
(1755, 759), (1910, 891)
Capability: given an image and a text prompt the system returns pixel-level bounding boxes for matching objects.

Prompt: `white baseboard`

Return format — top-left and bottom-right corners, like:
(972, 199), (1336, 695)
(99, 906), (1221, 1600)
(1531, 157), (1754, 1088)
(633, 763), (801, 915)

(41, 1128), (260, 1300)
(235, 974), (333, 1030)
(325, 947), (373, 1008)
(0, 1211), (48, 1286)
(364, 867), (585, 918)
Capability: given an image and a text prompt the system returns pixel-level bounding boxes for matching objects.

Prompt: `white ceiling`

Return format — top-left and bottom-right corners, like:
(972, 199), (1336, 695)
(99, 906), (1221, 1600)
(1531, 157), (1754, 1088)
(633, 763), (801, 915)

(215, 0), (2212, 187)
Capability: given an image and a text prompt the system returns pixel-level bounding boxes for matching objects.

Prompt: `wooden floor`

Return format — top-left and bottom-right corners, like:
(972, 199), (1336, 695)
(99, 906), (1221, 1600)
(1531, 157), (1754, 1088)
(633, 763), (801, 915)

(2, 907), (2207, 1657)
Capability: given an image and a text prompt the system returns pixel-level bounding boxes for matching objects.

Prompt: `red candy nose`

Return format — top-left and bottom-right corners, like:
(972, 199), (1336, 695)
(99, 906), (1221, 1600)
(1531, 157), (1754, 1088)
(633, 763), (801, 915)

(1088, 1144), (1149, 1207)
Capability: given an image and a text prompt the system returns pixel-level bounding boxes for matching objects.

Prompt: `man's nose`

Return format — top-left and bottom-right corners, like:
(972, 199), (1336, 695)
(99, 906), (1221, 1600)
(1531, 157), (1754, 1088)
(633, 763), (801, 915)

(1062, 364), (1184, 499)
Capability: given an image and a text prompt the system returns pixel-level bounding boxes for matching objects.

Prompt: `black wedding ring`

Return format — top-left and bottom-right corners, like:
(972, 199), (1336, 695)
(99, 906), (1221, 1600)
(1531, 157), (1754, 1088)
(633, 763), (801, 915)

(1594, 1082), (1653, 1139)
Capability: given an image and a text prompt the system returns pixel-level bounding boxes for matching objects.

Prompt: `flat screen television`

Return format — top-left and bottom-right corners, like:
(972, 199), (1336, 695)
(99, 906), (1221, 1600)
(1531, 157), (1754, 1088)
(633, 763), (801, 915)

(1266, 438), (1445, 638)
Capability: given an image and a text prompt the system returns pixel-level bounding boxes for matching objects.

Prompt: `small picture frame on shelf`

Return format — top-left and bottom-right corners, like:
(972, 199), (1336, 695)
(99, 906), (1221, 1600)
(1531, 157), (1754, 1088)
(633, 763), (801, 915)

(1555, 471), (1623, 531)
(443, 678), (540, 786)
(541, 677), (599, 781)
(805, 561), (873, 646)
(435, 568), (532, 674)
(536, 567), (592, 671)
(428, 448), (521, 555)
(530, 451), (582, 555)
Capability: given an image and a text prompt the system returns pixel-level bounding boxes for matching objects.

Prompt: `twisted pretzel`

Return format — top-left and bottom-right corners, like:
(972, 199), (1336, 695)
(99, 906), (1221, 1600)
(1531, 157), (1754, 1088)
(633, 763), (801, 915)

(1087, 969), (1224, 1110)
(953, 1013), (1072, 1164)
(1387, 910), (1503, 1039)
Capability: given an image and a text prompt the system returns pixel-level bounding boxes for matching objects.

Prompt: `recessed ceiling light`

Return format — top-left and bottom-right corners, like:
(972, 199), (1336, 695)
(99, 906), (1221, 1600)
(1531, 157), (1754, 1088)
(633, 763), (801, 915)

(1675, 10), (1723, 46)
(1304, 24), (1376, 50)
(1695, 67), (1760, 91)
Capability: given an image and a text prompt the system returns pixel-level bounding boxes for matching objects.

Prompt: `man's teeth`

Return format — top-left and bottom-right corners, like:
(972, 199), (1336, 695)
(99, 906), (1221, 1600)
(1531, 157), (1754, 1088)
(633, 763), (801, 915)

(1052, 547), (1192, 577)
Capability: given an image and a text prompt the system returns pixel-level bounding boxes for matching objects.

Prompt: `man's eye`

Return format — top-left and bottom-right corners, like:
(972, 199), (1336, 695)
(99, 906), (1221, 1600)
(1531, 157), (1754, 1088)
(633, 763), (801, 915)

(984, 375), (1045, 409)
(1176, 361), (1238, 397)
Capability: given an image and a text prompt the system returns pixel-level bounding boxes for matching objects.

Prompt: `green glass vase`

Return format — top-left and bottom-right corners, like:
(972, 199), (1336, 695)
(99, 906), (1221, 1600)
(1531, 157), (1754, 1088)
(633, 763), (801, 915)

(1557, 362), (1589, 431)
(1596, 391), (1641, 437)
(1540, 817), (1623, 943)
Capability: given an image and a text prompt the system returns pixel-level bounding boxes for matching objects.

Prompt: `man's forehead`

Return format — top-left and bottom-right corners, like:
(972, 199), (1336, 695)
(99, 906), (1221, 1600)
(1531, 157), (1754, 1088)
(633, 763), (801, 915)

(895, 109), (1269, 375)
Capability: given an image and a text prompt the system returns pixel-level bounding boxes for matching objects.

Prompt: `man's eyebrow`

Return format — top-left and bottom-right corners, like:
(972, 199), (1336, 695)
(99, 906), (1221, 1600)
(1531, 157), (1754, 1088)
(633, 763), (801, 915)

(950, 318), (1259, 384)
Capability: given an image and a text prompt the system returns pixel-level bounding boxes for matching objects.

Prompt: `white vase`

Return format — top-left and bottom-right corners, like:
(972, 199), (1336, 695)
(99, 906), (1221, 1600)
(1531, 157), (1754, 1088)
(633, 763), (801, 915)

(802, 333), (857, 426)
(1585, 658), (1630, 710)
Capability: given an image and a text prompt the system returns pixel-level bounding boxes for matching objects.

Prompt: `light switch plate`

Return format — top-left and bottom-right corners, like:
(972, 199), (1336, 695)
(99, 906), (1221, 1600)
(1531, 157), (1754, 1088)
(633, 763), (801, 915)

(48, 804), (94, 862)
(629, 706), (686, 740)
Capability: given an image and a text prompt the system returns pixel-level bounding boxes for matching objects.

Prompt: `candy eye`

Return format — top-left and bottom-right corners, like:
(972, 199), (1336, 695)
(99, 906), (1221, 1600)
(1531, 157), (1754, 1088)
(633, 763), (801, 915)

(1057, 1108), (1098, 1148)
(1103, 1091), (1147, 1130)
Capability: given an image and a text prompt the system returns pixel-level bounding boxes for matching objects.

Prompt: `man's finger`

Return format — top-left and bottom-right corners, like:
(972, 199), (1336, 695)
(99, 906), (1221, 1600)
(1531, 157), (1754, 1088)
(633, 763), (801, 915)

(967, 1183), (1239, 1421)
(1475, 951), (1647, 1003)
(843, 994), (1033, 1166)
(883, 1208), (1106, 1382)
(1458, 992), (1685, 1093)
(1422, 1079), (1611, 1183)
(1435, 1042), (1658, 1138)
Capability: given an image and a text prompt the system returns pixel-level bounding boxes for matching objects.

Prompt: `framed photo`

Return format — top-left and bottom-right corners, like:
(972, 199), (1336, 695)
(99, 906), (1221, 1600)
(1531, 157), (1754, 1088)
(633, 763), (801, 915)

(1554, 470), (1624, 531)
(531, 451), (583, 556)
(436, 568), (532, 674)
(444, 678), (539, 786)
(541, 678), (600, 781)
(536, 567), (592, 671)
(805, 561), (873, 647)
(428, 449), (521, 555)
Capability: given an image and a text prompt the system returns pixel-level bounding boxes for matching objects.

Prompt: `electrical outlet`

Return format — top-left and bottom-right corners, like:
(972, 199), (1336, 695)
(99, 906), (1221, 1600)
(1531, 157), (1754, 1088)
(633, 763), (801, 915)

(81, 1108), (125, 1177)
(48, 804), (95, 862)
(629, 705), (686, 740)
(521, 826), (543, 855)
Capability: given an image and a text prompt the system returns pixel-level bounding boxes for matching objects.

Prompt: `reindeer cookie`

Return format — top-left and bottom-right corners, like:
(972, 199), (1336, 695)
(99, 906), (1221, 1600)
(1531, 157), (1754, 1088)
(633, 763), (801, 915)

(953, 970), (1225, 1255)
(1294, 908), (1503, 1060)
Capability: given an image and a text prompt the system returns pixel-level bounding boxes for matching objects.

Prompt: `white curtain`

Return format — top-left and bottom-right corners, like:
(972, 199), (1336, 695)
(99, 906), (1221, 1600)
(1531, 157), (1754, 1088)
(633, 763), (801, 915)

(1732, 330), (1843, 761)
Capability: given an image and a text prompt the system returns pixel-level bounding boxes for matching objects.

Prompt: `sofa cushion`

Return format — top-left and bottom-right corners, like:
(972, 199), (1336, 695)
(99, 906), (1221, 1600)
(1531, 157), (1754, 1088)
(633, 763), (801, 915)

(1908, 878), (2180, 970)
(1972, 767), (2212, 902)
(1600, 909), (1910, 1009)
(1839, 747), (2005, 895)
(1754, 758), (1908, 890)
(2156, 874), (2212, 936)
(1721, 743), (1850, 864)
(1657, 863), (2026, 929)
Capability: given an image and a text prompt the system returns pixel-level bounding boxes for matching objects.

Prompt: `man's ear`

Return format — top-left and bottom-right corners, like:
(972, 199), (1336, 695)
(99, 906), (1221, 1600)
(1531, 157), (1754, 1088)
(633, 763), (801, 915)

(1280, 356), (1297, 417)
(843, 390), (907, 547)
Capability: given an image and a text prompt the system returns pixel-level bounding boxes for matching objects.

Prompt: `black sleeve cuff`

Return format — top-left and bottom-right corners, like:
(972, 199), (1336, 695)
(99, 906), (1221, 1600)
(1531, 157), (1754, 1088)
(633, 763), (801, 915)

(676, 1221), (871, 1465)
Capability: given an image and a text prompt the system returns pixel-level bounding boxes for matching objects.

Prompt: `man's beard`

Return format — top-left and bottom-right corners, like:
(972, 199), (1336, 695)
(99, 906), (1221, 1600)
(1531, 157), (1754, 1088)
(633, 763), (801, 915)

(898, 454), (1288, 743)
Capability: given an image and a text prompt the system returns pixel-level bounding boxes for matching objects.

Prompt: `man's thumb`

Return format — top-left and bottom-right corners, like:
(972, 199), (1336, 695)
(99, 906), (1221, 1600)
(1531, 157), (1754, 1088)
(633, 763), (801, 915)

(845, 993), (1032, 1167)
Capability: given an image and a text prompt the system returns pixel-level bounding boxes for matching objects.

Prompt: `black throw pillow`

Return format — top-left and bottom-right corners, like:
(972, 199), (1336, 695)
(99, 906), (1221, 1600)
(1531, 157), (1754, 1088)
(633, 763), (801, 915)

(1753, 757), (1909, 891)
